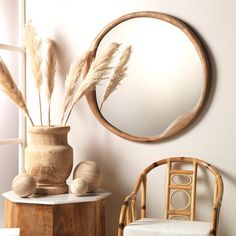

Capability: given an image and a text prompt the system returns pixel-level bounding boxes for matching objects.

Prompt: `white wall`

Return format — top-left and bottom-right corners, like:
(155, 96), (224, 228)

(0, 0), (19, 227)
(26, 0), (236, 235)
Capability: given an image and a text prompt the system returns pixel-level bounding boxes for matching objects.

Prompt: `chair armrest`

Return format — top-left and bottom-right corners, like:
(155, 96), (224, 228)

(213, 198), (222, 210)
(118, 173), (146, 236)
(124, 192), (137, 204)
(119, 192), (136, 219)
(118, 192), (138, 236)
(210, 175), (224, 236)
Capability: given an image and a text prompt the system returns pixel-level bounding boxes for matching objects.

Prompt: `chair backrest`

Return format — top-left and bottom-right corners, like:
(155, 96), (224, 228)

(118, 157), (223, 236)
(140, 157), (223, 220)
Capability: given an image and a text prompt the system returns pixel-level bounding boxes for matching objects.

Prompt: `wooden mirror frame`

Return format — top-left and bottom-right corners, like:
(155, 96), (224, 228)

(85, 11), (210, 142)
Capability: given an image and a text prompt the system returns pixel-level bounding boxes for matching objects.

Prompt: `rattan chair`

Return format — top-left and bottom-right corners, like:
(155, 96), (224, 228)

(118, 157), (223, 236)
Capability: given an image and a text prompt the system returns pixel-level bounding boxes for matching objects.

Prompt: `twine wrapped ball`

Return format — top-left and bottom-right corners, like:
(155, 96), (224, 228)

(73, 161), (102, 192)
(12, 174), (36, 197)
(71, 178), (88, 196)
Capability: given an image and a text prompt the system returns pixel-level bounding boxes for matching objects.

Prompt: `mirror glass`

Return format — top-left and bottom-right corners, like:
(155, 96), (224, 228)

(95, 18), (205, 137)
(87, 12), (209, 142)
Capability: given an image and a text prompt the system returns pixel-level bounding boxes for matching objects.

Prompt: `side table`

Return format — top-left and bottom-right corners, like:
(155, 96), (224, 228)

(3, 190), (111, 236)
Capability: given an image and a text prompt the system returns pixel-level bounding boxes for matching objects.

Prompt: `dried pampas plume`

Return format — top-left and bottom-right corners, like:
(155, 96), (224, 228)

(24, 20), (43, 125)
(100, 45), (132, 110)
(60, 52), (90, 125)
(0, 57), (34, 126)
(64, 42), (120, 125)
(45, 38), (56, 126)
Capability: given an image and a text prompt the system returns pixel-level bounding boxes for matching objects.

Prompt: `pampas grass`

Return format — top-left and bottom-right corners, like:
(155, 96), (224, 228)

(24, 20), (43, 125)
(0, 21), (132, 130)
(0, 57), (34, 126)
(45, 38), (56, 126)
(100, 45), (132, 110)
(60, 52), (90, 125)
(63, 42), (120, 125)
(0, 19), (131, 128)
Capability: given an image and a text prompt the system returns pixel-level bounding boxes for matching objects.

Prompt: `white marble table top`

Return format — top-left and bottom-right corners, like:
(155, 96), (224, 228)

(2, 190), (111, 205)
(0, 228), (20, 236)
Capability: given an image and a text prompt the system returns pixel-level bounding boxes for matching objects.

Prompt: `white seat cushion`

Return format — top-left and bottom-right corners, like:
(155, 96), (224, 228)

(124, 218), (211, 236)
(0, 228), (20, 236)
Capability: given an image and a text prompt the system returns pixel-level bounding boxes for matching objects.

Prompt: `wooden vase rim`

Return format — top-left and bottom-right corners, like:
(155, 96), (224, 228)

(28, 126), (70, 134)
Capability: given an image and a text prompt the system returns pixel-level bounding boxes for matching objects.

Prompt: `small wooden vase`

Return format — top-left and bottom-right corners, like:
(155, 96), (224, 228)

(25, 126), (73, 195)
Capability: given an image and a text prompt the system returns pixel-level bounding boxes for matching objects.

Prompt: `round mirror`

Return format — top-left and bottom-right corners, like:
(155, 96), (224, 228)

(86, 12), (210, 142)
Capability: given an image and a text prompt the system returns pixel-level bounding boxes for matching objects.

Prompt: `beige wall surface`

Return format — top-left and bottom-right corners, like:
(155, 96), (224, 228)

(26, 0), (236, 235)
(0, 0), (19, 227)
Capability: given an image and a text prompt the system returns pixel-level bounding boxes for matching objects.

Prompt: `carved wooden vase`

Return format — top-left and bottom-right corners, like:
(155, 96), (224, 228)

(25, 126), (73, 195)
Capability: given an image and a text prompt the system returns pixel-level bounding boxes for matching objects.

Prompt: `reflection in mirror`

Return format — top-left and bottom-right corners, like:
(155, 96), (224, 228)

(87, 12), (209, 142)
(96, 18), (204, 137)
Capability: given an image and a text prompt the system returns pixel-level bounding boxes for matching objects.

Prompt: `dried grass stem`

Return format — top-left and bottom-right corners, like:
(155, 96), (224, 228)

(100, 45), (132, 110)
(64, 42), (120, 125)
(0, 57), (34, 126)
(24, 20), (43, 125)
(45, 38), (56, 126)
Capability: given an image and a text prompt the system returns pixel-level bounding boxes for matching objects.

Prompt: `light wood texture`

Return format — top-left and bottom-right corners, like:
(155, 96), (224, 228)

(70, 178), (88, 196)
(0, 138), (21, 145)
(25, 126), (73, 195)
(167, 209), (191, 216)
(73, 161), (102, 192)
(5, 198), (106, 236)
(165, 159), (171, 219)
(169, 185), (192, 190)
(118, 157), (223, 236)
(171, 174), (192, 186)
(131, 199), (137, 222)
(170, 190), (191, 211)
(141, 175), (147, 218)
(12, 174), (36, 197)
(165, 159), (197, 220)
(0, 43), (24, 52)
(170, 170), (193, 175)
(85, 11), (210, 142)
(18, 0), (27, 175)
(191, 161), (198, 220)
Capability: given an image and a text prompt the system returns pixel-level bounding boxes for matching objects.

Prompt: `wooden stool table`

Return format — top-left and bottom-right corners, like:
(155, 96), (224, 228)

(3, 190), (110, 236)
